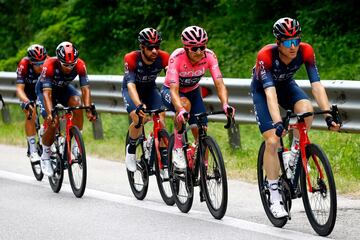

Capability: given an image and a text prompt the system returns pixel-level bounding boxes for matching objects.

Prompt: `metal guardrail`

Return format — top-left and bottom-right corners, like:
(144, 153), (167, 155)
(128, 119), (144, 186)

(0, 71), (358, 133)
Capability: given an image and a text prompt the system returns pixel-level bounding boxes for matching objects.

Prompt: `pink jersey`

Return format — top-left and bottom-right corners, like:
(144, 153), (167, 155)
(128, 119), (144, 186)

(164, 48), (222, 93)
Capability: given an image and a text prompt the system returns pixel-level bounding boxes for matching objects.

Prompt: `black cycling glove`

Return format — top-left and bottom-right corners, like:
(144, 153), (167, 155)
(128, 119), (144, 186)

(273, 121), (284, 137)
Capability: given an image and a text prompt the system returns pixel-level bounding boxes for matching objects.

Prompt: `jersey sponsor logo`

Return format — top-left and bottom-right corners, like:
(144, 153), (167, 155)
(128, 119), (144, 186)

(170, 58), (174, 64)
(178, 67), (205, 78)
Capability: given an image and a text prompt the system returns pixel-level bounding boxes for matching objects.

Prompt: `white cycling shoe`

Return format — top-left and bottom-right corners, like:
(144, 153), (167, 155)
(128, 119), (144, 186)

(270, 201), (288, 218)
(172, 148), (186, 170)
(125, 145), (137, 172)
(40, 158), (54, 177)
(29, 152), (41, 163)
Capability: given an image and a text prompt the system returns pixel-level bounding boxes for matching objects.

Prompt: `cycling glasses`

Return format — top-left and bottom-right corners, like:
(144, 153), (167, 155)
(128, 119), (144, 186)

(188, 46), (206, 52)
(32, 61), (44, 66)
(281, 38), (301, 48)
(146, 45), (160, 51)
(61, 61), (77, 68)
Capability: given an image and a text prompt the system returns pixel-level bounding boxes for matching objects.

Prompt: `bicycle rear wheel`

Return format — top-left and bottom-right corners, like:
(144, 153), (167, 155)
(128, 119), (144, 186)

(154, 129), (175, 206)
(168, 134), (194, 213)
(300, 143), (337, 236)
(126, 131), (149, 200)
(257, 141), (288, 227)
(68, 126), (87, 198)
(49, 151), (64, 193)
(200, 136), (228, 219)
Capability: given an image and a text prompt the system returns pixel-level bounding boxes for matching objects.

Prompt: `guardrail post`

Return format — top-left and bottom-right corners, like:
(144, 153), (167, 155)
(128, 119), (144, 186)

(228, 123), (241, 149)
(1, 106), (11, 124)
(92, 113), (104, 140)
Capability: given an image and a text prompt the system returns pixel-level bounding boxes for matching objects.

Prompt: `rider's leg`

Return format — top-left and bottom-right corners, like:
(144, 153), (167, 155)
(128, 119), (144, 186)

(128, 110), (143, 152)
(24, 108), (37, 153)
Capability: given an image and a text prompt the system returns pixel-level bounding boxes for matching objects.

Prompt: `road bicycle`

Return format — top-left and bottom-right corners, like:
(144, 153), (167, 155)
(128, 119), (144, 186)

(125, 108), (174, 205)
(47, 103), (97, 198)
(257, 105), (341, 236)
(168, 109), (234, 219)
(27, 101), (44, 181)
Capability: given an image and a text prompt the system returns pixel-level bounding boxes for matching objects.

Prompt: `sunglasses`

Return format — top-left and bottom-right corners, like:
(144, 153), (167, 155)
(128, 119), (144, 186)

(146, 45), (160, 51)
(281, 38), (301, 48)
(61, 62), (76, 68)
(188, 46), (206, 52)
(32, 61), (44, 66)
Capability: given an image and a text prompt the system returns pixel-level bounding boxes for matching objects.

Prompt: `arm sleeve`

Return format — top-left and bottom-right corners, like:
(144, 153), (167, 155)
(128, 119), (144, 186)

(302, 43), (320, 83)
(16, 59), (28, 84)
(166, 54), (180, 86)
(77, 59), (90, 87)
(255, 49), (274, 89)
(123, 53), (137, 85)
(206, 50), (223, 81)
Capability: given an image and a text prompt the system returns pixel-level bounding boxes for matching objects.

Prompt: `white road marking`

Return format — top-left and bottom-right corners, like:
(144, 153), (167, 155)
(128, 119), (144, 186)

(0, 170), (328, 240)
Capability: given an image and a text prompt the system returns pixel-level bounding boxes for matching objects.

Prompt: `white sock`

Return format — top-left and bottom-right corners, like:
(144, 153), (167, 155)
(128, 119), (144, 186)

(268, 179), (281, 204)
(27, 136), (37, 153)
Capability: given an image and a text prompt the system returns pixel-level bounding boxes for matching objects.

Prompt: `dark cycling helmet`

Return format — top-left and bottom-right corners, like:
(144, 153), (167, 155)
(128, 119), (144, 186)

(138, 28), (162, 46)
(273, 17), (301, 39)
(56, 41), (79, 64)
(27, 44), (47, 62)
(181, 26), (208, 46)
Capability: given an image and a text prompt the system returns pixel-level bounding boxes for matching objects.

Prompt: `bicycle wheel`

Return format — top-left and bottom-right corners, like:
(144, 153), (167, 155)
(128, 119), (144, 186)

(200, 136), (228, 219)
(49, 151), (64, 193)
(154, 129), (175, 206)
(68, 126), (87, 198)
(300, 143), (337, 236)
(168, 134), (194, 213)
(257, 141), (288, 227)
(125, 131), (149, 200)
(29, 141), (44, 181)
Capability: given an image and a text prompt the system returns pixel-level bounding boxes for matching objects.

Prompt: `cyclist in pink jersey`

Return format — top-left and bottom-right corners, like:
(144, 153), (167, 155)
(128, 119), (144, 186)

(161, 25), (235, 170)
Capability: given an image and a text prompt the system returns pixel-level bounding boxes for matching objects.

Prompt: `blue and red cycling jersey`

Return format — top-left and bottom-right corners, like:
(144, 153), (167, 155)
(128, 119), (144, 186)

(251, 42), (320, 133)
(252, 42), (320, 89)
(38, 57), (89, 89)
(123, 50), (169, 89)
(16, 57), (41, 85)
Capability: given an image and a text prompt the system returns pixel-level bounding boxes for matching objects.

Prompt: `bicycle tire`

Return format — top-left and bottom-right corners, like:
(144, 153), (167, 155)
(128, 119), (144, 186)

(68, 126), (87, 198)
(257, 141), (288, 227)
(154, 129), (175, 206)
(29, 141), (44, 181)
(200, 136), (228, 219)
(48, 151), (64, 193)
(300, 143), (337, 236)
(168, 134), (194, 213)
(125, 131), (149, 200)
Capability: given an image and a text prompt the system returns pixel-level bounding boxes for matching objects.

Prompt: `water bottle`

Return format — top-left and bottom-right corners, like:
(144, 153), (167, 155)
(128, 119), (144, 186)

(58, 135), (65, 156)
(289, 143), (299, 176)
(282, 150), (293, 179)
(143, 134), (153, 160)
(38, 126), (44, 146)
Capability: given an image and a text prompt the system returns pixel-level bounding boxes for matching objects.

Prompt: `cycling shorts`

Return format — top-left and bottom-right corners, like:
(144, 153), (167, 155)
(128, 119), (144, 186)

(122, 86), (163, 113)
(161, 86), (207, 126)
(35, 81), (80, 118)
(251, 80), (309, 133)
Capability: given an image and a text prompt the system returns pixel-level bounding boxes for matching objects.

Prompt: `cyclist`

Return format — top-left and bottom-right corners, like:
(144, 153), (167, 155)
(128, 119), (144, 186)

(36, 41), (96, 176)
(16, 44), (48, 163)
(251, 17), (341, 218)
(161, 25), (235, 170)
(123, 28), (170, 172)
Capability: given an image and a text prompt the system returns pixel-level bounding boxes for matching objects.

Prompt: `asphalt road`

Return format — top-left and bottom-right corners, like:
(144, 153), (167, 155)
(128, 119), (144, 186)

(0, 144), (359, 240)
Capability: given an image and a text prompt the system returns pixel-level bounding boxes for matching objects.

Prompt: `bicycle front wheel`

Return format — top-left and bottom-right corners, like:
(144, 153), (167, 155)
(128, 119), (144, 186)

(168, 134), (194, 213)
(68, 126), (87, 198)
(49, 151), (64, 193)
(300, 143), (337, 236)
(125, 131), (149, 200)
(29, 140), (44, 181)
(257, 141), (288, 227)
(154, 129), (175, 206)
(200, 136), (228, 219)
